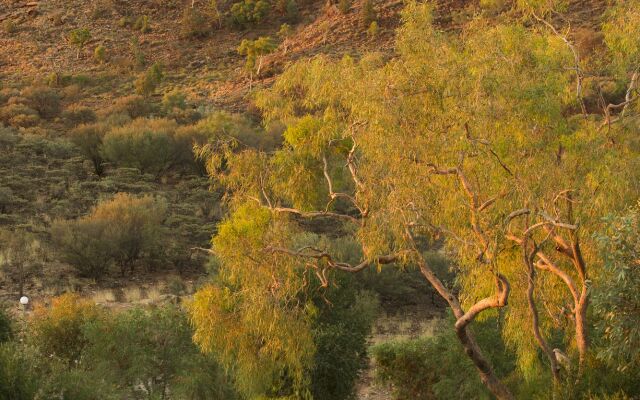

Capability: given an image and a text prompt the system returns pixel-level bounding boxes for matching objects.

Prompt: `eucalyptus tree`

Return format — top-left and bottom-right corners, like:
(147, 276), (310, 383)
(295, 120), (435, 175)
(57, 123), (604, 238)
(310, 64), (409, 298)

(190, 1), (640, 398)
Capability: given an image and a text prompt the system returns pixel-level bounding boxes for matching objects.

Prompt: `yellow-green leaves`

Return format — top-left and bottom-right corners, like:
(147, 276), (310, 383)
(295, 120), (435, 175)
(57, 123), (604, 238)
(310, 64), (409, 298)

(603, 0), (640, 75)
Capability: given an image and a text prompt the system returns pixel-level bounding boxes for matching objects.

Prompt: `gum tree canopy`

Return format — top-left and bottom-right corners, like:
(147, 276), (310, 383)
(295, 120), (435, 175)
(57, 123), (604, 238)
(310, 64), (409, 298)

(190, 2), (640, 398)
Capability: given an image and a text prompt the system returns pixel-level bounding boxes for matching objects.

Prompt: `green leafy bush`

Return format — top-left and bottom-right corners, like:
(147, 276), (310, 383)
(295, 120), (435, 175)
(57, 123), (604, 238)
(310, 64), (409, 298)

(101, 118), (188, 174)
(93, 45), (106, 63)
(237, 36), (277, 77)
(69, 123), (108, 175)
(0, 343), (40, 400)
(100, 94), (151, 119)
(50, 217), (115, 279)
(134, 15), (151, 33)
(594, 203), (640, 371)
(68, 28), (92, 59)
(162, 88), (187, 111)
(134, 63), (164, 97)
(62, 104), (97, 127)
(83, 305), (206, 398)
(372, 326), (487, 399)
(231, 0), (271, 27)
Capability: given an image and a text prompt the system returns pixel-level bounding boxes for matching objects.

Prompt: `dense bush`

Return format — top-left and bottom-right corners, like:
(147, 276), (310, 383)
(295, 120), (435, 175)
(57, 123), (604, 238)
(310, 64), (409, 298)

(69, 123), (107, 175)
(231, 0), (271, 27)
(594, 203), (640, 371)
(30, 293), (102, 364)
(135, 63), (164, 97)
(100, 95), (151, 119)
(371, 318), (513, 400)
(93, 45), (106, 63)
(21, 86), (62, 119)
(0, 343), (39, 400)
(62, 104), (97, 127)
(0, 103), (40, 127)
(101, 118), (190, 174)
(310, 284), (378, 400)
(50, 217), (114, 279)
(84, 304), (237, 399)
(51, 193), (167, 278)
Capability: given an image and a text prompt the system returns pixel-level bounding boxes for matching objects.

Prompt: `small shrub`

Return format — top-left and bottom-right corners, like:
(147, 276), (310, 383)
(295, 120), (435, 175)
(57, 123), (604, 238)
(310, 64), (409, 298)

(21, 86), (62, 119)
(69, 28), (92, 59)
(91, 0), (114, 19)
(118, 16), (132, 27)
(479, 0), (506, 14)
(134, 15), (151, 33)
(0, 104), (40, 127)
(129, 36), (146, 69)
(338, 0), (352, 14)
(2, 20), (17, 35)
(94, 45), (106, 63)
(367, 20), (379, 38)
(62, 104), (97, 127)
(278, 23), (293, 40)
(162, 89), (187, 111)
(181, 7), (210, 38)
(46, 72), (61, 87)
(166, 275), (187, 296)
(101, 95), (152, 119)
(135, 63), (163, 97)
(360, 0), (376, 29)
(231, 0), (271, 27)
(237, 36), (277, 77)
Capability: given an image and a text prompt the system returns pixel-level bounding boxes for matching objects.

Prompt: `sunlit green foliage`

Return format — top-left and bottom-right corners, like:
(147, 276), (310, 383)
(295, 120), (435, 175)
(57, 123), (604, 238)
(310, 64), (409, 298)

(101, 118), (191, 175)
(190, 1), (640, 398)
(594, 203), (640, 372)
(84, 304), (234, 399)
(231, 0), (271, 27)
(68, 28), (91, 59)
(238, 36), (277, 78)
(135, 63), (164, 97)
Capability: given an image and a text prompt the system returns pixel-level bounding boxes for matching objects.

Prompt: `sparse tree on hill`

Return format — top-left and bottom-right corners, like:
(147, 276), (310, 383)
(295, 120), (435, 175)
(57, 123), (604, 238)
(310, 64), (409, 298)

(69, 28), (92, 59)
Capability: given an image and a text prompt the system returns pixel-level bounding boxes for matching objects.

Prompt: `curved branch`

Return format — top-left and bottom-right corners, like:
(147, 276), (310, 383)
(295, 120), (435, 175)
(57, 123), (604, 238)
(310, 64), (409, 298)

(454, 274), (510, 332)
(264, 245), (398, 273)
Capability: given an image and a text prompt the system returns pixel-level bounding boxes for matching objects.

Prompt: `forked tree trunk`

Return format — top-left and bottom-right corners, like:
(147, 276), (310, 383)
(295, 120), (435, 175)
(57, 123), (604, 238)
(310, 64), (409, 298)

(417, 258), (514, 400)
(523, 240), (560, 382)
